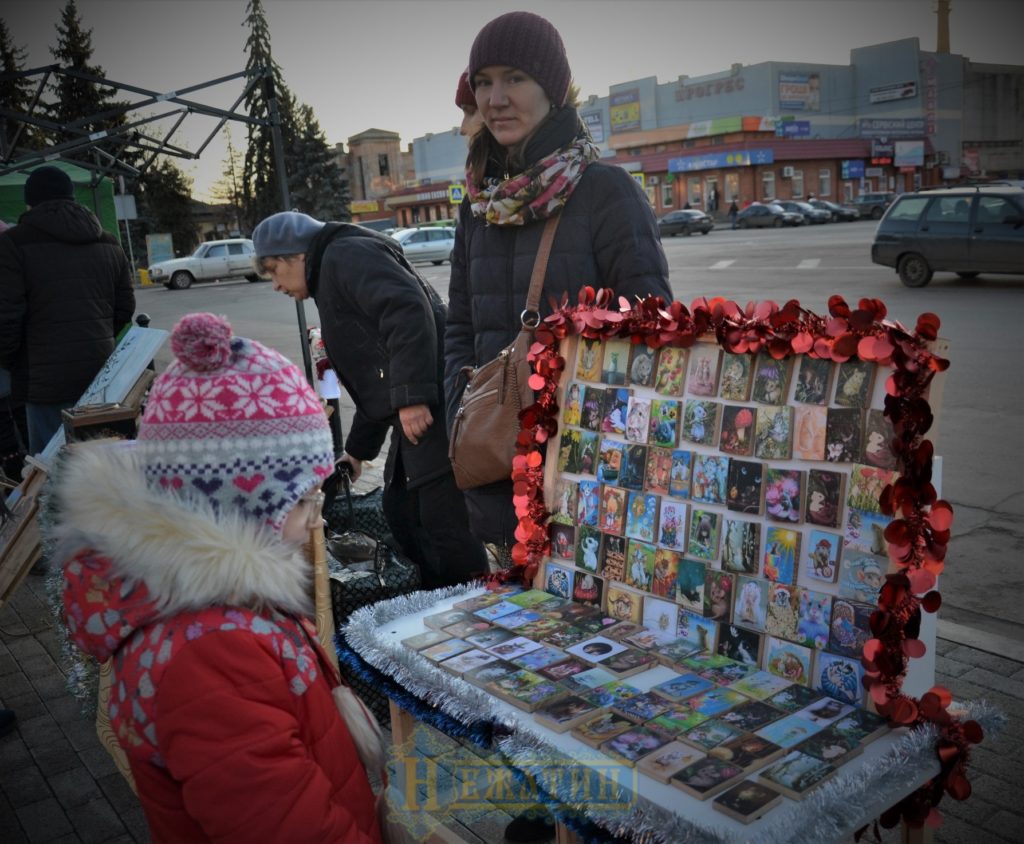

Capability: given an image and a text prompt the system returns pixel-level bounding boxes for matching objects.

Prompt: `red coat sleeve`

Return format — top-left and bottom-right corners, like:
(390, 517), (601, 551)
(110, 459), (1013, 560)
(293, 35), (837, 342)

(155, 631), (377, 844)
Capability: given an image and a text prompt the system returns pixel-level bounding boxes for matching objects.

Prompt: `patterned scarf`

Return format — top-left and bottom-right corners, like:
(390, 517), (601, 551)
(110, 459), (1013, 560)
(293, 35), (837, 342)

(467, 132), (600, 226)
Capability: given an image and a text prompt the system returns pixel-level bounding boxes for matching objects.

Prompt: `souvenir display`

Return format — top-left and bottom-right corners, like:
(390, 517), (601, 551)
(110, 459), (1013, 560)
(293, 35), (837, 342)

(651, 672), (716, 703)
(719, 405), (756, 456)
(718, 352), (754, 402)
(621, 444), (649, 491)
(704, 571), (734, 623)
(401, 629), (451, 651)
(793, 406), (827, 461)
(682, 399), (720, 446)
(687, 346), (722, 397)
(833, 360), (875, 409)
(681, 719), (744, 752)
(484, 669), (565, 712)
(751, 354), (792, 405)
(601, 725), (676, 766)
(423, 610), (473, 631)
(601, 388), (630, 435)
(570, 711), (635, 749)
(726, 459), (763, 514)
(709, 733), (785, 772)
(439, 649), (500, 676)
(754, 405), (793, 460)
(645, 448), (674, 496)
(721, 518), (760, 575)
(601, 337), (631, 385)
(670, 757), (746, 800)
(649, 399), (680, 447)
(758, 751), (836, 800)
(763, 527), (800, 584)
(533, 695), (605, 733)
(716, 622), (761, 666)
(674, 558), (705, 612)
(654, 347), (687, 397)
(669, 449), (693, 498)
(793, 356), (833, 405)
(764, 636), (813, 686)
(625, 397), (652, 444)
(717, 699), (786, 733)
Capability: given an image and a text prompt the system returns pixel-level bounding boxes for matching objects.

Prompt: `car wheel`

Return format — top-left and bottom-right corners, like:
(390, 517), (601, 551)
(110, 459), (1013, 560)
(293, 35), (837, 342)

(169, 271), (193, 290)
(871, 207), (884, 220)
(956, 272), (979, 280)
(701, 229), (710, 235)
(773, 218), (783, 228)
(246, 274), (261, 283)
(898, 253), (933, 288)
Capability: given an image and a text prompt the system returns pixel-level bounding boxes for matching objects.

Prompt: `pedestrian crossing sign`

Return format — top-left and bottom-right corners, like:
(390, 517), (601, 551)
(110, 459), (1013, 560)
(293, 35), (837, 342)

(448, 184), (465, 204)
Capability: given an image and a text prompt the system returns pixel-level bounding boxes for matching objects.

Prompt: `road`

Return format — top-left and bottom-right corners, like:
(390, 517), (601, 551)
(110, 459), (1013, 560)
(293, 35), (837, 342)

(133, 221), (1024, 647)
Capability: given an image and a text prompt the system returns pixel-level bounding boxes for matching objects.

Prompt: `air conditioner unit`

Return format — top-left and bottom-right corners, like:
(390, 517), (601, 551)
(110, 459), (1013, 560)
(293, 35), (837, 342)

(648, 176), (659, 185)
(782, 166), (795, 178)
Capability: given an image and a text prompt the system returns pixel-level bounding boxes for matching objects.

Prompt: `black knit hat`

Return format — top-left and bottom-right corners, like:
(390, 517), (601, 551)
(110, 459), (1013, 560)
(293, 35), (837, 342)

(468, 11), (571, 107)
(24, 166), (75, 207)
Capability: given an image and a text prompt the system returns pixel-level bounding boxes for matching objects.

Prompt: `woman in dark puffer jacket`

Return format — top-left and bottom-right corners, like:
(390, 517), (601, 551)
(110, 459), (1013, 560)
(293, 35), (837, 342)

(444, 11), (673, 554)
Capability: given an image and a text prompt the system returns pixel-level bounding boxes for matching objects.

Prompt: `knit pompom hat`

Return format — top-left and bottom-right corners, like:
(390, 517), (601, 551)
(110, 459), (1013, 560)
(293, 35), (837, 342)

(468, 11), (571, 107)
(455, 70), (475, 109)
(136, 313), (334, 533)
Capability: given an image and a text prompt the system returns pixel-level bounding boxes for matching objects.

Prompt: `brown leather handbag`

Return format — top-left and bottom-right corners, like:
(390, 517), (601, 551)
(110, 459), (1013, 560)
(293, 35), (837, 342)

(448, 216), (560, 490)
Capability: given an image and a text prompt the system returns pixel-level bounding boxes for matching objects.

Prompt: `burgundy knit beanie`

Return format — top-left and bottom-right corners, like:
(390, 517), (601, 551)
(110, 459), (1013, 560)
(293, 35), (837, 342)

(468, 11), (571, 107)
(455, 71), (475, 109)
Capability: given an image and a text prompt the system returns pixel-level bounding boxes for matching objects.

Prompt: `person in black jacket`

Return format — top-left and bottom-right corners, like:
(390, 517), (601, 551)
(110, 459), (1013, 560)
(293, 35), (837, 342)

(445, 11), (673, 555)
(252, 212), (485, 588)
(0, 167), (135, 454)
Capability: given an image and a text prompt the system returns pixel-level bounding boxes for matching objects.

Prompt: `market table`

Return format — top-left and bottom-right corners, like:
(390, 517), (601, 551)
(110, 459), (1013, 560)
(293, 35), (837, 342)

(340, 586), (998, 844)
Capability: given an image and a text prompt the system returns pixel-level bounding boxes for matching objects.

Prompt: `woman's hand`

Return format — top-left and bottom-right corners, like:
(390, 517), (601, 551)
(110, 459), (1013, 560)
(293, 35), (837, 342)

(399, 404), (433, 445)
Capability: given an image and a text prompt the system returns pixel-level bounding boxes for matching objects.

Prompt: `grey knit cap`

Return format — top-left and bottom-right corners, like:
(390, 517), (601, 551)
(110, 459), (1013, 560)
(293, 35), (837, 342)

(252, 211), (326, 258)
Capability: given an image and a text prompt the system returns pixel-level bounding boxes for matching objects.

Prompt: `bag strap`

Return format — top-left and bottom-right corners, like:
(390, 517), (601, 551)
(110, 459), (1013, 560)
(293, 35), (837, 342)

(522, 216), (561, 327)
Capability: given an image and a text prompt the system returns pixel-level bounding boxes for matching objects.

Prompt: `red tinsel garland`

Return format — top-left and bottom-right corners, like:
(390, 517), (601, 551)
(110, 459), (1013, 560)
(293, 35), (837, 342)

(493, 289), (981, 828)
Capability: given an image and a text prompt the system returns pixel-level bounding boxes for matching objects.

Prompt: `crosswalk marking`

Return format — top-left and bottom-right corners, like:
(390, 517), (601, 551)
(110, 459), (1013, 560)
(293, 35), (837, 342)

(710, 260), (736, 269)
(797, 259), (821, 269)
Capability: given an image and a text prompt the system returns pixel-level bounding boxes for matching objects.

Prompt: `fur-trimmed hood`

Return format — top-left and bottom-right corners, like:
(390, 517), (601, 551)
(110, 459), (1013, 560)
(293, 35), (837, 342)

(56, 441), (314, 661)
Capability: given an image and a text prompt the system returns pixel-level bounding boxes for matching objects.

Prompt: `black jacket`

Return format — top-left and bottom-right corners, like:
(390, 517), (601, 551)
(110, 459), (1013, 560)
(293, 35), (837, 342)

(0, 200), (135, 404)
(306, 224), (451, 485)
(443, 108), (672, 544)
(444, 108), (673, 429)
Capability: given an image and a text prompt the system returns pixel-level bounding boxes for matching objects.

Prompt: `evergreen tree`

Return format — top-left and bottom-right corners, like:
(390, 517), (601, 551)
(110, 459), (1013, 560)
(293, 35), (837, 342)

(48, 0), (126, 154)
(240, 0), (296, 230)
(0, 17), (39, 155)
(210, 126), (245, 233)
(135, 159), (200, 259)
(289, 104), (350, 221)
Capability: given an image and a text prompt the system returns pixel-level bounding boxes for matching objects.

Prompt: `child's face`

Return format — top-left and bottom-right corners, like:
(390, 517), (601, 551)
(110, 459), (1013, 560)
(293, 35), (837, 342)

(281, 487), (324, 544)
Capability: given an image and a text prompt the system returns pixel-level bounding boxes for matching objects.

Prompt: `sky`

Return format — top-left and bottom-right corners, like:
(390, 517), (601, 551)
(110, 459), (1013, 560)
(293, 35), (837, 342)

(2, 0), (1020, 199)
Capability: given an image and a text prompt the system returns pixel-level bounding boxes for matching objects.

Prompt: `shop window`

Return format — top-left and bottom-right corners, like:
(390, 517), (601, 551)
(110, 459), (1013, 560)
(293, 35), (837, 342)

(725, 172), (739, 202)
(819, 168), (832, 197)
(762, 172), (775, 201)
(792, 170), (804, 198)
(661, 183), (673, 208)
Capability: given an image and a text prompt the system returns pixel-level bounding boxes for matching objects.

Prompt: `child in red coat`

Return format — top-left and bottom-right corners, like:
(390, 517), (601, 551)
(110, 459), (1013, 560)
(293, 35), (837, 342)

(57, 313), (382, 843)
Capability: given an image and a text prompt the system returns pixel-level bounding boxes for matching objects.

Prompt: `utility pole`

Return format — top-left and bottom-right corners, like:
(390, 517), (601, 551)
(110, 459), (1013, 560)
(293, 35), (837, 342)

(263, 70), (315, 387)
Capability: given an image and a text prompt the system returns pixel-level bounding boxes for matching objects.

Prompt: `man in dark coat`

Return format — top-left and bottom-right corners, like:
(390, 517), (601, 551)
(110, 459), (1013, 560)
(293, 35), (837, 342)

(252, 212), (485, 588)
(0, 166), (135, 453)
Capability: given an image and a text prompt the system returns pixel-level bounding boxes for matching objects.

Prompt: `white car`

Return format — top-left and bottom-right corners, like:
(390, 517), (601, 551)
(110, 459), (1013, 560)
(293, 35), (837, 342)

(392, 227), (456, 265)
(148, 238), (260, 290)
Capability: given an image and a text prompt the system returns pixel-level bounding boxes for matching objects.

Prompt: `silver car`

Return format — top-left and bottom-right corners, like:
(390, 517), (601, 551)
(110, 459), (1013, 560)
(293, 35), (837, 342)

(392, 227), (456, 265)
(148, 238), (259, 290)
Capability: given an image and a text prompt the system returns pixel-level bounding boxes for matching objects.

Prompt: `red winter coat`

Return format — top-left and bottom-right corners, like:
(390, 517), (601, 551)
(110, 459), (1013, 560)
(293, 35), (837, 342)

(57, 443), (381, 844)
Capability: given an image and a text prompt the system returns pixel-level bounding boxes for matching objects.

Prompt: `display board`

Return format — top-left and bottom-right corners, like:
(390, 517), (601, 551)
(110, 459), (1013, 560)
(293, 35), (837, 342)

(537, 332), (945, 707)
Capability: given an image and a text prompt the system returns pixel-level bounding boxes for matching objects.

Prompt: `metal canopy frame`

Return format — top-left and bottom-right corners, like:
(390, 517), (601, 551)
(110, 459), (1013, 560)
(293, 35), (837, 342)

(0, 64), (314, 384)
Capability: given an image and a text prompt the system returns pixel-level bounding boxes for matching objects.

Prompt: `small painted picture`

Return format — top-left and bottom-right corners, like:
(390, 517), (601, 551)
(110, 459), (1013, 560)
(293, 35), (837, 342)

(628, 344), (658, 388)
(721, 518), (761, 576)
(557, 428), (583, 474)
(549, 523), (575, 560)
(682, 399), (720, 446)
(805, 469), (844, 529)
(645, 447), (673, 496)
(838, 549), (886, 604)
(576, 337), (602, 381)
(625, 397), (651, 444)
(562, 381), (583, 427)
(805, 530), (841, 584)
(825, 407), (863, 463)
(625, 539), (657, 591)
(580, 385), (606, 432)
(686, 508), (720, 562)
(573, 572), (604, 606)
(795, 588), (833, 649)
(828, 597), (873, 658)
(716, 623), (762, 666)
(600, 534), (627, 581)
(625, 491), (658, 543)
(726, 459), (763, 515)
(794, 356), (833, 405)
(620, 443), (648, 491)
(793, 405), (827, 461)
(599, 485), (627, 536)
(601, 388), (630, 435)
(764, 468), (803, 524)
(847, 464), (897, 515)
(691, 454), (729, 506)
(649, 399), (680, 448)
(674, 558), (706, 612)
(718, 352), (754, 402)
(814, 652), (865, 706)
(763, 526), (800, 585)
(544, 562), (573, 599)
(575, 525), (603, 572)
(606, 583), (643, 624)
(733, 575), (768, 632)
(704, 570), (734, 622)
(834, 360), (875, 408)
(754, 405), (793, 460)
(764, 637), (813, 687)
(862, 409), (897, 470)
(764, 582), (799, 641)
(658, 499), (688, 551)
(651, 549), (681, 600)
(669, 449), (693, 499)
(751, 354), (792, 405)
(576, 479), (601, 527)
(601, 337), (631, 385)
(596, 437), (624, 485)
(719, 405), (756, 456)
(654, 347), (687, 396)
(551, 479), (578, 526)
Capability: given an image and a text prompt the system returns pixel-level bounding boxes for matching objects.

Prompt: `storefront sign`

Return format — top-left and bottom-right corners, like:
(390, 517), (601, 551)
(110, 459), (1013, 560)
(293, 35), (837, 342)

(581, 111), (605, 144)
(859, 118), (926, 137)
(778, 73), (820, 112)
(350, 200), (379, 214)
(871, 139), (895, 158)
(869, 81), (918, 104)
(923, 56), (938, 136)
(841, 160), (865, 179)
(894, 140), (925, 167)
(667, 148), (773, 173)
(776, 120), (811, 137)
(674, 76), (745, 101)
(609, 88), (641, 134)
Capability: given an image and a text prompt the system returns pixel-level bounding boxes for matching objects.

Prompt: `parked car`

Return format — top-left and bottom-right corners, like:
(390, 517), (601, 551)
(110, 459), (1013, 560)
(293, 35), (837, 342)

(735, 203), (803, 228)
(810, 198), (859, 222)
(851, 191), (897, 220)
(774, 200), (831, 224)
(148, 238), (259, 290)
(658, 209), (715, 237)
(871, 185), (1024, 287)
(392, 226), (456, 265)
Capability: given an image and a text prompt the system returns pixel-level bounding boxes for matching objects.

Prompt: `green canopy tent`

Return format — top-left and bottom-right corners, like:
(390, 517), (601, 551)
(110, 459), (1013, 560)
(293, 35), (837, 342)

(0, 161), (120, 242)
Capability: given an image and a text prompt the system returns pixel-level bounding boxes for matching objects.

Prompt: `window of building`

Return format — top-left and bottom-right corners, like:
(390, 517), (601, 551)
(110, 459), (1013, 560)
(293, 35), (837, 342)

(762, 171), (775, 200)
(378, 154), (390, 177)
(819, 168), (832, 197)
(725, 172), (739, 202)
(843, 182), (854, 202)
(661, 183), (673, 208)
(792, 170), (804, 198)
